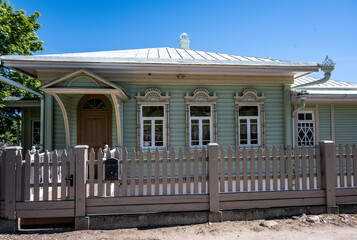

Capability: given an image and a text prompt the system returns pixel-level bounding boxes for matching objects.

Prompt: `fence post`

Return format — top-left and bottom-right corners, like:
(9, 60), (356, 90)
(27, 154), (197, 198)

(208, 143), (221, 222)
(1, 146), (22, 232)
(319, 141), (339, 213)
(74, 145), (89, 230)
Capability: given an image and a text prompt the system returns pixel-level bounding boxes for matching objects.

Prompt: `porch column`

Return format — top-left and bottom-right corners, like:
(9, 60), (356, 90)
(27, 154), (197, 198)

(44, 93), (53, 151)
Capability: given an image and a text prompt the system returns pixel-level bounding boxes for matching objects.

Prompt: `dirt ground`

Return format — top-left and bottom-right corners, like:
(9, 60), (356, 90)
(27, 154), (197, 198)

(1, 213), (357, 240)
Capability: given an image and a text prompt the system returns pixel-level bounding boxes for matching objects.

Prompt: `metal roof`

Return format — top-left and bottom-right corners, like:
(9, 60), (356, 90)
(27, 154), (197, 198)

(293, 76), (357, 89)
(1, 47), (317, 67)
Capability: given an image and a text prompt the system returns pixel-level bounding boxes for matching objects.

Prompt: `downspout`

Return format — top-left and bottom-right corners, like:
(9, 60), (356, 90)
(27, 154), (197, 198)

(291, 56), (335, 147)
(2, 115), (20, 146)
(0, 75), (44, 152)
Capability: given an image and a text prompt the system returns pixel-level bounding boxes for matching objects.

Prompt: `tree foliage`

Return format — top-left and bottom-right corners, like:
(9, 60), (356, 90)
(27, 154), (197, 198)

(0, 0), (43, 147)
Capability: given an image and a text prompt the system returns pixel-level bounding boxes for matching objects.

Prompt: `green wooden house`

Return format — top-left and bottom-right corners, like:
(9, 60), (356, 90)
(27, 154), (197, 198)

(1, 33), (356, 152)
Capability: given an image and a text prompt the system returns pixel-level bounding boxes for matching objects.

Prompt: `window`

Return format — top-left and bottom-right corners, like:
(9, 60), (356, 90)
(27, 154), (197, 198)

(297, 112), (315, 146)
(141, 106), (165, 148)
(32, 120), (41, 148)
(185, 88), (217, 148)
(234, 89), (265, 147)
(136, 88), (170, 149)
(238, 106), (260, 145)
(189, 106), (212, 147)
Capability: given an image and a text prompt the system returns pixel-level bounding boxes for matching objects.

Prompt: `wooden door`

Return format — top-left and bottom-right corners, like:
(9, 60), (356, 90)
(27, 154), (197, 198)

(77, 95), (112, 149)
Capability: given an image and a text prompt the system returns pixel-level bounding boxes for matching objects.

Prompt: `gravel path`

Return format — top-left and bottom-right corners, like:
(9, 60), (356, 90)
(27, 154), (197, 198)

(1, 213), (356, 240)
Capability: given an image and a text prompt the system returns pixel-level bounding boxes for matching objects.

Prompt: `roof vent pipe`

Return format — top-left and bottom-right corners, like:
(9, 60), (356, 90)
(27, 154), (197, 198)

(179, 32), (190, 49)
(291, 56), (335, 90)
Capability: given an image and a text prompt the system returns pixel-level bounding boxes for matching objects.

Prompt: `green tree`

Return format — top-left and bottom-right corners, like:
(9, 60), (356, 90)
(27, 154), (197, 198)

(0, 0), (43, 147)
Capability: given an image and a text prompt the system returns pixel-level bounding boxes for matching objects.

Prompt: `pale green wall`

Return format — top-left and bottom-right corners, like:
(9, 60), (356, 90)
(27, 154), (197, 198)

(121, 85), (285, 150)
(318, 105), (332, 141)
(335, 105), (357, 145)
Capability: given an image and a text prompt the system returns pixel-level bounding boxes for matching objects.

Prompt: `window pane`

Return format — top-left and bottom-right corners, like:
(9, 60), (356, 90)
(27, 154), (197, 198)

(240, 123), (247, 144)
(306, 113), (312, 120)
(83, 98), (106, 110)
(190, 106), (211, 117)
(142, 106), (164, 117)
(155, 124), (163, 146)
(32, 121), (41, 146)
(239, 106), (258, 116)
(191, 123), (199, 143)
(240, 119), (247, 124)
(143, 120), (151, 124)
(250, 123), (258, 145)
(143, 124), (151, 147)
(298, 113), (305, 120)
(202, 124), (210, 142)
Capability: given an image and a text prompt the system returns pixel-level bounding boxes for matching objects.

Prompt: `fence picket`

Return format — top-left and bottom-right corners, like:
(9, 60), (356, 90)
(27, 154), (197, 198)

(201, 147), (207, 193)
(122, 148), (128, 196)
(279, 145), (285, 191)
(147, 148), (152, 196)
(163, 148), (168, 195)
(170, 148), (175, 195)
(294, 146), (300, 190)
(131, 148), (136, 197)
(346, 144), (352, 187)
(24, 151), (31, 201)
(265, 146), (270, 191)
(287, 146), (292, 190)
(138, 149), (144, 196)
(227, 146), (233, 192)
(250, 146), (255, 191)
(61, 150), (68, 200)
(114, 148), (120, 197)
(43, 151), (49, 201)
(34, 151), (40, 201)
(272, 145), (278, 191)
(243, 146), (248, 191)
(257, 146), (263, 191)
(155, 148), (160, 195)
(339, 144), (344, 187)
(97, 148), (104, 197)
(219, 146), (225, 192)
(301, 146), (307, 189)
(353, 143), (357, 187)
(178, 148), (183, 194)
(52, 150), (58, 200)
(89, 148), (95, 197)
(235, 146), (240, 192)
(308, 145), (314, 189)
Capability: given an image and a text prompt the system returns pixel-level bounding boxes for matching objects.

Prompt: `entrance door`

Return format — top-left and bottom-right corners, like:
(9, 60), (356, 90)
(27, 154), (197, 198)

(77, 95), (112, 149)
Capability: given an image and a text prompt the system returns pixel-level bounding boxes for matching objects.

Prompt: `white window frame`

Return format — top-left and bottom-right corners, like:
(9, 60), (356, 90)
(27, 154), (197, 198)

(189, 105), (213, 148)
(238, 105), (261, 146)
(140, 105), (166, 149)
(296, 111), (315, 147)
(32, 120), (41, 148)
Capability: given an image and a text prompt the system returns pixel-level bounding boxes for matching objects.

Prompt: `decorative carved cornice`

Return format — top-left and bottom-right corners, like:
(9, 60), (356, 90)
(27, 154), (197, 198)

(184, 88), (217, 103)
(135, 88), (170, 104)
(234, 88), (265, 104)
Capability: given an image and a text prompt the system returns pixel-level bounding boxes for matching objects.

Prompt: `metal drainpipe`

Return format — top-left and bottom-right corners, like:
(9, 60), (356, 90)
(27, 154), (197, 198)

(291, 56), (335, 147)
(0, 75), (44, 152)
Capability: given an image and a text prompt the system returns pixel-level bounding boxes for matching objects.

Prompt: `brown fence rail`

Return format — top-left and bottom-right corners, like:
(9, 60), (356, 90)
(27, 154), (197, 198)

(0, 141), (356, 224)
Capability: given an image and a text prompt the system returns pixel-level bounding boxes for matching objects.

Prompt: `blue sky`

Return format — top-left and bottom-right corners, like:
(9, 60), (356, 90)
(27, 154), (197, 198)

(9, 0), (357, 83)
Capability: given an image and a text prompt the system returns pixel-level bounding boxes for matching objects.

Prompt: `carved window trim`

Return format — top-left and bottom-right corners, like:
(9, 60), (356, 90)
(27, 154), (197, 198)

(185, 88), (218, 149)
(234, 89), (265, 147)
(135, 88), (170, 149)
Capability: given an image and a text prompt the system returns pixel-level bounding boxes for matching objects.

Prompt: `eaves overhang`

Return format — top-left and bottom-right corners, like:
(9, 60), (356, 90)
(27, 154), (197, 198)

(1, 59), (319, 79)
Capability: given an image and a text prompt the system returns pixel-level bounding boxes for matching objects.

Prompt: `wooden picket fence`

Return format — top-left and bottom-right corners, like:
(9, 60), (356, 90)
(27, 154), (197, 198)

(0, 142), (357, 224)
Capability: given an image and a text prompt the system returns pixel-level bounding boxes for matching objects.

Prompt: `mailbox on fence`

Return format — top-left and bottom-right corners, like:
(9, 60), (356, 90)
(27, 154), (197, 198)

(104, 158), (119, 180)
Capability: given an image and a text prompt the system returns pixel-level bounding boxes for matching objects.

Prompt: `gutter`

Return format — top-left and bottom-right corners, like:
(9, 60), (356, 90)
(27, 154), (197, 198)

(0, 75), (44, 152)
(291, 56), (335, 147)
